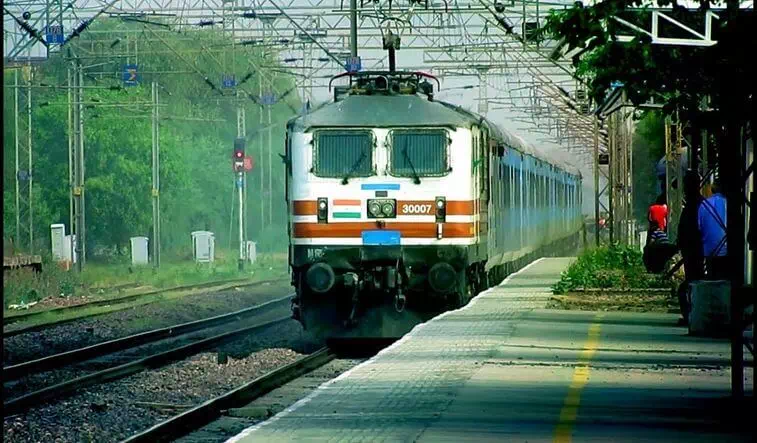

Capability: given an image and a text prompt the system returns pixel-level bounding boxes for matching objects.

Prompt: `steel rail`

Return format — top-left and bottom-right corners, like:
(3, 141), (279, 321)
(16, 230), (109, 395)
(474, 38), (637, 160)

(121, 337), (397, 442)
(3, 277), (272, 325)
(3, 277), (287, 336)
(3, 316), (294, 415)
(121, 347), (336, 443)
(3, 293), (294, 381)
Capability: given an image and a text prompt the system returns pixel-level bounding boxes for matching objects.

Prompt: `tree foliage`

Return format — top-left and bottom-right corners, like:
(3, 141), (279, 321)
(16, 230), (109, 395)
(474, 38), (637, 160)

(3, 19), (301, 257)
(542, 1), (755, 128)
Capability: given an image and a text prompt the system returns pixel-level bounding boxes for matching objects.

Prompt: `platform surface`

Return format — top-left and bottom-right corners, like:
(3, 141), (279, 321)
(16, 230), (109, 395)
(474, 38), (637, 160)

(229, 258), (753, 442)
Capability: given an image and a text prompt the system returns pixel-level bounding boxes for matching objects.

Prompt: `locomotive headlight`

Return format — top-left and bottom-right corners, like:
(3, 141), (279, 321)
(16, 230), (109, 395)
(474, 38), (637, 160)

(317, 197), (328, 223)
(369, 202), (381, 216)
(382, 202), (394, 216)
(435, 196), (446, 223)
(367, 198), (396, 218)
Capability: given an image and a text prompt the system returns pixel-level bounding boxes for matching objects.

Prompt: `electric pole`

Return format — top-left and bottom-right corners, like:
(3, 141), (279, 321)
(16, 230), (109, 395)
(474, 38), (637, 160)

(235, 99), (246, 270)
(73, 59), (86, 271)
(151, 82), (161, 268)
(350, 0), (358, 57)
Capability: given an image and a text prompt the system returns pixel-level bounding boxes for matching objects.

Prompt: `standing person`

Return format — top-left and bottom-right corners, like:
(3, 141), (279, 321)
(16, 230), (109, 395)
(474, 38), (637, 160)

(698, 180), (728, 280)
(676, 170), (704, 325)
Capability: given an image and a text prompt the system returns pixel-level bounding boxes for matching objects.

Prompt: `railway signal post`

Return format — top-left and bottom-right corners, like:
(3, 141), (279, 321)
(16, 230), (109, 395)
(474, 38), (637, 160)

(234, 136), (246, 271)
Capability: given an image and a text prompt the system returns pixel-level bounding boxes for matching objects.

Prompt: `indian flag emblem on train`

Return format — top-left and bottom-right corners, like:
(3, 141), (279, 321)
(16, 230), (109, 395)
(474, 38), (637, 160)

(332, 199), (362, 219)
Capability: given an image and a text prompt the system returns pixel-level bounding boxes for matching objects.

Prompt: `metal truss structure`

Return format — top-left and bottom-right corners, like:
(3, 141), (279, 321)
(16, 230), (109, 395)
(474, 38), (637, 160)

(613, 8), (720, 47)
(4, 0), (607, 262)
(11, 65), (35, 253)
(4, 1), (604, 155)
(664, 116), (686, 243)
(593, 87), (634, 247)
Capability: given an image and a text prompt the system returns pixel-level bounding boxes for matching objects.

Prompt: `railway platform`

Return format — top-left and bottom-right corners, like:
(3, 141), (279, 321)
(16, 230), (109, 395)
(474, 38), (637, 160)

(229, 258), (753, 442)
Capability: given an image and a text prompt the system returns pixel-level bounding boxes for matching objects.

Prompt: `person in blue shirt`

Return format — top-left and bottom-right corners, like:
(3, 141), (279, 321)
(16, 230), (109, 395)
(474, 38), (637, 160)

(698, 181), (727, 280)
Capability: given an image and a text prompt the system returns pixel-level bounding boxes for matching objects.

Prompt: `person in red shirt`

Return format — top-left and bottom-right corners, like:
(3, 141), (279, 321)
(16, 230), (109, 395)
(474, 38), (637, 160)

(649, 194), (668, 230)
(646, 194), (668, 245)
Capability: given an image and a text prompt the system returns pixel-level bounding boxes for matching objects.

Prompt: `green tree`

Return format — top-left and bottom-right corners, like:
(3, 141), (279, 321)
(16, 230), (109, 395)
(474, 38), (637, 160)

(541, 1), (755, 130)
(3, 18), (301, 258)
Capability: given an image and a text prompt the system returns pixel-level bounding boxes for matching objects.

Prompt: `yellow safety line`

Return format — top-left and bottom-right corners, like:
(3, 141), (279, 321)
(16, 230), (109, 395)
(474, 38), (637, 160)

(554, 314), (604, 443)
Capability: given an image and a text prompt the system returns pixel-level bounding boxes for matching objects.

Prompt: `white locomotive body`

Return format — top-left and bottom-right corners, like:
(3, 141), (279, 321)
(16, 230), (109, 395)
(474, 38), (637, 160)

(284, 72), (582, 335)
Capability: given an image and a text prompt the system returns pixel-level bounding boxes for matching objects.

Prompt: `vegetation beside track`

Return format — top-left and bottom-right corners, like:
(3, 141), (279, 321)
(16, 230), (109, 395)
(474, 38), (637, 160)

(3, 251), (288, 314)
(552, 245), (678, 294)
(549, 245), (680, 313)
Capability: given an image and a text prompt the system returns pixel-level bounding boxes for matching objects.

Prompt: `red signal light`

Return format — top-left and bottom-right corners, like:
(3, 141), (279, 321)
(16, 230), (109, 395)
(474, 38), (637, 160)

(233, 137), (245, 161)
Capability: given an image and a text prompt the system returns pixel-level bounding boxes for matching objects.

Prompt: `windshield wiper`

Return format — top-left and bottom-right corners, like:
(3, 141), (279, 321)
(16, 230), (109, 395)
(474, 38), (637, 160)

(403, 147), (421, 184)
(341, 151), (367, 185)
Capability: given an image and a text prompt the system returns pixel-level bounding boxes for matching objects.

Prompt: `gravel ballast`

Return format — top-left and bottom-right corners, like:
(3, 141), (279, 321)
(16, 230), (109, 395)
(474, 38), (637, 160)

(3, 281), (293, 366)
(3, 319), (312, 443)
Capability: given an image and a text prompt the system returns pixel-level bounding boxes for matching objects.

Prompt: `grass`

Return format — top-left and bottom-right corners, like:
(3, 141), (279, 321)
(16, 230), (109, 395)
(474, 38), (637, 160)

(3, 249), (289, 313)
(81, 252), (287, 290)
(552, 244), (678, 294)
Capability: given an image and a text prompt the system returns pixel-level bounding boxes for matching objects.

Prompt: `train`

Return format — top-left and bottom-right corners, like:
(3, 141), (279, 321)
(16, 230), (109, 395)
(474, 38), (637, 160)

(283, 71), (583, 336)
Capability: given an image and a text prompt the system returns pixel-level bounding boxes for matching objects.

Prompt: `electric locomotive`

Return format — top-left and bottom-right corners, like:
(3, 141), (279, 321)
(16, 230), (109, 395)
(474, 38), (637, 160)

(284, 71), (582, 336)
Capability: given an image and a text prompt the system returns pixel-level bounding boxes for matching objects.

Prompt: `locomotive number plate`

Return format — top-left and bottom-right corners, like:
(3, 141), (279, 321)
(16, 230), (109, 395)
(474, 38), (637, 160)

(399, 202), (434, 215)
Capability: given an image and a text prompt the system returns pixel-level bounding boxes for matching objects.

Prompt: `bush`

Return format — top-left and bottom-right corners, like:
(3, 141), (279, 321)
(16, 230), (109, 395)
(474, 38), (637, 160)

(3, 261), (80, 309)
(552, 244), (675, 294)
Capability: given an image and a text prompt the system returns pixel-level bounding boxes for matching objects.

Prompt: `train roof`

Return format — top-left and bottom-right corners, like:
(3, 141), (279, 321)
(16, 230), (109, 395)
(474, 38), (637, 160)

(289, 94), (478, 130)
(442, 102), (583, 177)
(288, 93), (581, 177)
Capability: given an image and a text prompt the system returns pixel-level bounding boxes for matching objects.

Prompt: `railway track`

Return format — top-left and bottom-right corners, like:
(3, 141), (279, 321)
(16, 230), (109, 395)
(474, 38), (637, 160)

(123, 338), (395, 443)
(3, 294), (294, 381)
(3, 277), (287, 337)
(3, 295), (296, 415)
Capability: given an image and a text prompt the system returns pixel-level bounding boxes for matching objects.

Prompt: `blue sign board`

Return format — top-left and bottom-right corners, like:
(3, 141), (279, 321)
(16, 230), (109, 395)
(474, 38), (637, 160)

(362, 230), (401, 246)
(222, 75), (236, 89)
(17, 170), (30, 181)
(123, 64), (139, 87)
(260, 92), (276, 105)
(44, 25), (64, 45)
(360, 183), (400, 191)
(344, 56), (361, 73)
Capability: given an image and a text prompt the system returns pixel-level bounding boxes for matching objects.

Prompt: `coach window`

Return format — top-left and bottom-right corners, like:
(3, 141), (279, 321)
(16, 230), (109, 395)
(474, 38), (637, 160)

(481, 132), (489, 200)
(389, 129), (450, 177)
(312, 129), (374, 178)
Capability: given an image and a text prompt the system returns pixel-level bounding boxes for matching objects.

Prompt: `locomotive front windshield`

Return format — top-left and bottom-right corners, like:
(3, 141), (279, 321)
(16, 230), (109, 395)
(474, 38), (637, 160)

(390, 129), (449, 177)
(313, 130), (374, 178)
